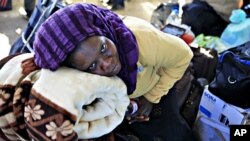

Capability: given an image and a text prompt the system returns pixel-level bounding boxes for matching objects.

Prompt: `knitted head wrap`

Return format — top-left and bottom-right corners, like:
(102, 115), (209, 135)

(33, 3), (138, 94)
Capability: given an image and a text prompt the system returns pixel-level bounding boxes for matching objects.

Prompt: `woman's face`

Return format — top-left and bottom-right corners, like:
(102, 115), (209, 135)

(67, 36), (121, 77)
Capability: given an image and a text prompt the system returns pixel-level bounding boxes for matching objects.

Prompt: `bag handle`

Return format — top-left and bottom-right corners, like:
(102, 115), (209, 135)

(219, 51), (250, 66)
(21, 0), (64, 53)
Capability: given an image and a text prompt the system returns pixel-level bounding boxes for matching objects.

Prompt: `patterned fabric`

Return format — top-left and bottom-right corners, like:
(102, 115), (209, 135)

(33, 3), (138, 94)
(0, 53), (129, 141)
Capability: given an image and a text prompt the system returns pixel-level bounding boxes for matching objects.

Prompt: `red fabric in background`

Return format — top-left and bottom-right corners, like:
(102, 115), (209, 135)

(0, 0), (12, 11)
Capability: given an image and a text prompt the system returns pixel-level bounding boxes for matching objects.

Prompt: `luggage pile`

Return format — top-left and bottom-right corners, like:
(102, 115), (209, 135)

(151, 1), (250, 141)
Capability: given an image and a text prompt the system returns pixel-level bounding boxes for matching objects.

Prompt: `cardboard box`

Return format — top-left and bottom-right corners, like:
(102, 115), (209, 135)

(198, 86), (245, 126)
(194, 116), (229, 141)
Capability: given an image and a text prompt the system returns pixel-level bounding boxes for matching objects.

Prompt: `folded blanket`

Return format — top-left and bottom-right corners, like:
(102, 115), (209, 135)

(0, 53), (129, 141)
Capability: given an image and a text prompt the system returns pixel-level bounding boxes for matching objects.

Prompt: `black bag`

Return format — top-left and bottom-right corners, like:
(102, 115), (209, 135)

(181, 77), (209, 127)
(181, 0), (228, 36)
(174, 62), (195, 109)
(228, 40), (250, 57)
(9, 0), (65, 55)
(191, 47), (218, 82)
(209, 51), (250, 108)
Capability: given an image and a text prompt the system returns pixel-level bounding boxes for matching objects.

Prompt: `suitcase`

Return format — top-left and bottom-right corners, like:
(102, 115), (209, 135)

(9, 0), (66, 54)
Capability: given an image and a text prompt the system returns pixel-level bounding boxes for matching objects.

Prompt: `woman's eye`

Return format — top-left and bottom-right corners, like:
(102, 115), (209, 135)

(100, 44), (107, 53)
(87, 63), (96, 71)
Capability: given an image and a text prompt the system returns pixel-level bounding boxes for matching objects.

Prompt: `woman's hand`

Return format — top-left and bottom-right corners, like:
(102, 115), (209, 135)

(126, 96), (153, 124)
(21, 57), (40, 75)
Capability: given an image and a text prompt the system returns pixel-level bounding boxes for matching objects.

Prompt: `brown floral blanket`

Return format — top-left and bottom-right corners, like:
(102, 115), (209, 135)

(0, 53), (129, 141)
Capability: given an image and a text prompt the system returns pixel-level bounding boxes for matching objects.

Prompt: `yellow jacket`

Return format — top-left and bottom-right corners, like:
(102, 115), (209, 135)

(123, 16), (193, 103)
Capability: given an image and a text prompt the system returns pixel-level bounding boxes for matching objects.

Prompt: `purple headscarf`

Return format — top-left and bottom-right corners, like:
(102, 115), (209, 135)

(33, 3), (138, 94)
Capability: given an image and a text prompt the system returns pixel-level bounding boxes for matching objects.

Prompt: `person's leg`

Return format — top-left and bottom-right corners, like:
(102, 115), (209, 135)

(130, 89), (196, 141)
(111, 0), (124, 10)
(24, 0), (36, 17)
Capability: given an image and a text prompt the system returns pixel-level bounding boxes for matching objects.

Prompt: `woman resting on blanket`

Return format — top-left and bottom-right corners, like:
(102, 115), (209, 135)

(0, 3), (194, 141)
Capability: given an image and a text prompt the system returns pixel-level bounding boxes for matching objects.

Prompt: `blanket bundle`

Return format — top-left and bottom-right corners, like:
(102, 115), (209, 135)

(0, 53), (129, 141)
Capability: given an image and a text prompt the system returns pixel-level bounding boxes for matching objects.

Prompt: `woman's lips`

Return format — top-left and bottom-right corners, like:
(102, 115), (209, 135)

(111, 64), (117, 74)
(110, 62), (121, 76)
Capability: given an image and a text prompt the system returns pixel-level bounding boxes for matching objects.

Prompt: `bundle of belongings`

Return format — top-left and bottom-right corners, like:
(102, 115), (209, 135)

(221, 9), (250, 48)
(191, 12), (250, 141)
(0, 53), (129, 140)
(151, 2), (250, 141)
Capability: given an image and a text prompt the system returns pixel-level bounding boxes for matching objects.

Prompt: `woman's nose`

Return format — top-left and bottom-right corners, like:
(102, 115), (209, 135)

(99, 56), (113, 71)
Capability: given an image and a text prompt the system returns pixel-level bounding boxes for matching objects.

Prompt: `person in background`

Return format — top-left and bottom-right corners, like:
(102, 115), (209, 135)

(24, 0), (36, 18)
(201, 0), (243, 22)
(0, 0), (36, 13)
(182, 0), (243, 36)
(111, 0), (125, 10)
